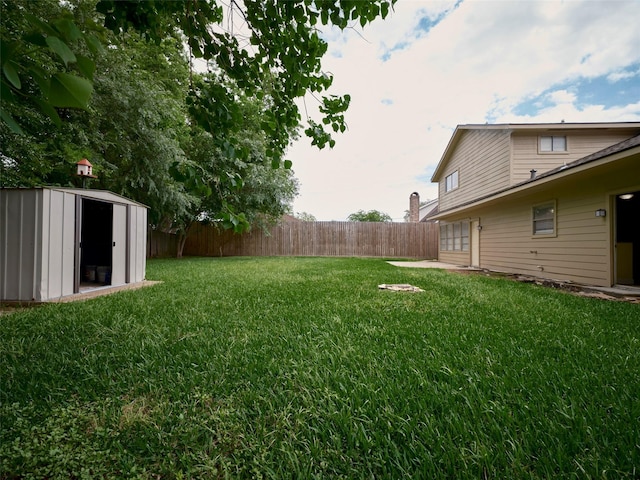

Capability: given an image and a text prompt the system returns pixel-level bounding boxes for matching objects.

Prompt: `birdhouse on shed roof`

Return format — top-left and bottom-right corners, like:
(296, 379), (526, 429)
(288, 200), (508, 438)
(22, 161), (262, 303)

(76, 158), (97, 178)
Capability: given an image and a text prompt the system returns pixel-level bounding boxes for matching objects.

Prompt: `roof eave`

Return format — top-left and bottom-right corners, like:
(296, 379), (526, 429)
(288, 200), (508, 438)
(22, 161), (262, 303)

(431, 143), (640, 220)
(429, 122), (640, 183)
(430, 125), (466, 182)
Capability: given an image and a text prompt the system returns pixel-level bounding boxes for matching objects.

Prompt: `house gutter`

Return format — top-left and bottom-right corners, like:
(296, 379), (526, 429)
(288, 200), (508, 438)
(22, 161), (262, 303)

(431, 142), (640, 220)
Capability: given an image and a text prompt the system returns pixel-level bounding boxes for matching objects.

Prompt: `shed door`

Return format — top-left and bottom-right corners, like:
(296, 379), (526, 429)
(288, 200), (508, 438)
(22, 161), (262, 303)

(111, 204), (127, 286)
(80, 199), (113, 287)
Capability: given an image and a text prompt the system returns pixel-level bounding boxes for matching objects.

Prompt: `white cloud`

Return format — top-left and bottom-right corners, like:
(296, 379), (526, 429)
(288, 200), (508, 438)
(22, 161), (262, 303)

(607, 67), (640, 83)
(289, 0), (640, 221)
(547, 89), (578, 105)
(505, 101), (640, 124)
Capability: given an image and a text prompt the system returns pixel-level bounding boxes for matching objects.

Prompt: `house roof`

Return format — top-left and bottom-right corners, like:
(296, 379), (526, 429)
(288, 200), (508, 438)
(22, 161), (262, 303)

(431, 122), (640, 182)
(423, 204), (439, 220)
(418, 198), (438, 221)
(530, 134), (640, 180)
(432, 134), (640, 219)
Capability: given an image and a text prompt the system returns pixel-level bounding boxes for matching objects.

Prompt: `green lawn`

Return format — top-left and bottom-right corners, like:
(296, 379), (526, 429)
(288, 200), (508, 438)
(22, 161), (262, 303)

(1, 257), (639, 479)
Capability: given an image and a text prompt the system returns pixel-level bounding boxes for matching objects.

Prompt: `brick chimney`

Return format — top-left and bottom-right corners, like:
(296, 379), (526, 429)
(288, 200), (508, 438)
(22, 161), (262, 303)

(409, 192), (420, 222)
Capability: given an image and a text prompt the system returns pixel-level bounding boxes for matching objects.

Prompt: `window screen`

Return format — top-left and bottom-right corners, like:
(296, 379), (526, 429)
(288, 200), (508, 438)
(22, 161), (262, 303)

(533, 203), (555, 235)
(445, 171), (459, 192)
(540, 136), (567, 152)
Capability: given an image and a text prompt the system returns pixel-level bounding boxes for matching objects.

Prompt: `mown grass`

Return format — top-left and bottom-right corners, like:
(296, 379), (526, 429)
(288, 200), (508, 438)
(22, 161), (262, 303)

(1, 256), (639, 479)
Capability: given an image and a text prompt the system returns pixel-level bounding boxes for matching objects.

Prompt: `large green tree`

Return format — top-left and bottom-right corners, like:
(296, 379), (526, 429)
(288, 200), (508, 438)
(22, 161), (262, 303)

(88, 33), (193, 226)
(3, 0), (395, 153)
(1, 17), (195, 227)
(173, 83), (299, 256)
(1, 0), (396, 241)
(95, 0), (395, 157)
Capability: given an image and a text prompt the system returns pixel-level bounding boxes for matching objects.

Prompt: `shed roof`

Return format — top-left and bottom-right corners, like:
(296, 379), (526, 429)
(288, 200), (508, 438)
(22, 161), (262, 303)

(54, 188), (148, 208)
(1, 187), (148, 208)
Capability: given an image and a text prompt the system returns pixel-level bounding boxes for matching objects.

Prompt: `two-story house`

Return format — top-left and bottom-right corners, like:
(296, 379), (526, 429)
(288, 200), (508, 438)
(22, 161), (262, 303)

(431, 122), (640, 287)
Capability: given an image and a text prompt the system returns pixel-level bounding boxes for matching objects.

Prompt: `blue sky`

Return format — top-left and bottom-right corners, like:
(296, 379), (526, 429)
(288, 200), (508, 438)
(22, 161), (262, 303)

(288, 0), (640, 221)
(514, 65), (640, 116)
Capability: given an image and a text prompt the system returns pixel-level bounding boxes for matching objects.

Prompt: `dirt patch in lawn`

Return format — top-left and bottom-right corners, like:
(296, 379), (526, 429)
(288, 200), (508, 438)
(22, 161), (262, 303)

(452, 270), (640, 304)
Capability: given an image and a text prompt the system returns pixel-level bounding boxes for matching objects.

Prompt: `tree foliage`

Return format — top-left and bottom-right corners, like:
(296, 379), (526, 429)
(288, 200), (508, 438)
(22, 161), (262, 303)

(347, 210), (393, 222)
(295, 211), (317, 222)
(1, 0), (396, 245)
(3, 0), (395, 152)
(0, 0), (103, 133)
(95, 0), (395, 157)
(173, 85), (299, 255)
(1, 21), (195, 228)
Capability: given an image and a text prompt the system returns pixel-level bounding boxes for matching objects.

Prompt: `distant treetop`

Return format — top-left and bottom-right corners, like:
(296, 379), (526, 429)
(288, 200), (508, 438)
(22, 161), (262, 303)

(347, 210), (392, 222)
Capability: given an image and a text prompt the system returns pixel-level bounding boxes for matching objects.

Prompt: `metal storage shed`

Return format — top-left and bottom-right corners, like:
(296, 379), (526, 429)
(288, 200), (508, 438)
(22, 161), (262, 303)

(1, 187), (148, 302)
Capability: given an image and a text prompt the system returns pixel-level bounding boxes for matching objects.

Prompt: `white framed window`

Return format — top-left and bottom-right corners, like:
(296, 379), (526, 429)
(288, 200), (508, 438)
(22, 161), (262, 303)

(539, 136), (567, 152)
(461, 222), (469, 251)
(445, 170), (459, 192)
(532, 201), (556, 236)
(440, 221), (470, 251)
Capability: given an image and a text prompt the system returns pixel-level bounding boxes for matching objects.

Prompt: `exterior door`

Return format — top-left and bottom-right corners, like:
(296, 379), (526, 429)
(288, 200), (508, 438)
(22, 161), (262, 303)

(79, 198), (113, 287)
(615, 191), (640, 285)
(111, 204), (127, 286)
(471, 220), (480, 267)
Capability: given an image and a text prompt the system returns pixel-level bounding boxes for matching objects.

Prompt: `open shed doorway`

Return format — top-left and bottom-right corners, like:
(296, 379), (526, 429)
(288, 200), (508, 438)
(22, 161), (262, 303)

(615, 190), (640, 285)
(80, 199), (113, 288)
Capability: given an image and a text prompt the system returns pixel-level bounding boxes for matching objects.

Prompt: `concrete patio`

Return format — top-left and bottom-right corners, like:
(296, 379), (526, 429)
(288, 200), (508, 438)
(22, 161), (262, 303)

(387, 260), (640, 301)
(387, 260), (481, 271)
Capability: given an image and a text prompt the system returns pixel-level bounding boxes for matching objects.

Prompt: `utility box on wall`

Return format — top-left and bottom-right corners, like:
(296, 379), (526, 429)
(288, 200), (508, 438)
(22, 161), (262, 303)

(0, 188), (147, 302)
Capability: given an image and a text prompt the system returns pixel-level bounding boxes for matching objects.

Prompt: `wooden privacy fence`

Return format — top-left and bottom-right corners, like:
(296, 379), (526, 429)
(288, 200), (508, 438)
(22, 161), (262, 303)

(147, 229), (178, 258)
(183, 221), (439, 259)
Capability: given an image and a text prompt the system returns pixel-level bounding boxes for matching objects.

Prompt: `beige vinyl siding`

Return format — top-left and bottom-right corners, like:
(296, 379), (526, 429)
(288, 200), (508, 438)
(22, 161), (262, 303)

(437, 153), (640, 287)
(472, 163), (633, 286)
(433, 124), (640, 286)
(439, 129), (511, 211)
(510, 130), (637, 184)
(479, 198), (608, 285)
(439, 249), (471, 266)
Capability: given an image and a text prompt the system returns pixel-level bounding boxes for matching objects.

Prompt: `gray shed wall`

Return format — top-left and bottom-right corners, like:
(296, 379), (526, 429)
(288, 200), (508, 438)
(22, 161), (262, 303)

(128, 204), (147, 283)
(1, 188), (147, 302)
(1, 189), (40, 300)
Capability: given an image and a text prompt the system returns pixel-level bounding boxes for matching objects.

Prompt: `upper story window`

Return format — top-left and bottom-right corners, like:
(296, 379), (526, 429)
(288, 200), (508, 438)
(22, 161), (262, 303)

(445, 170), (459, 192)
(539, 135), (567, 152)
